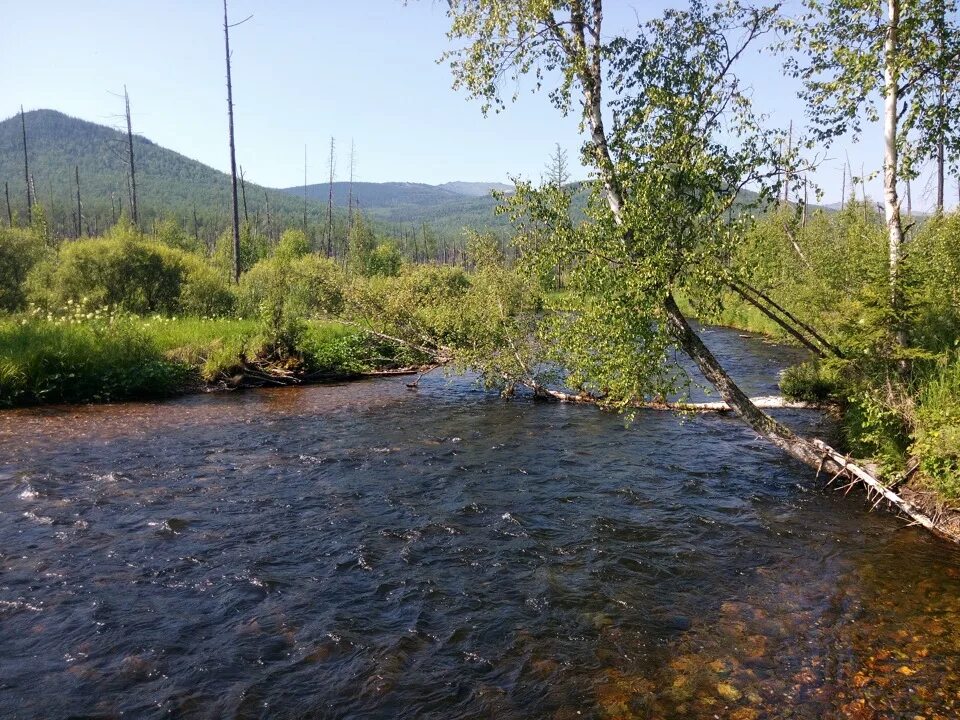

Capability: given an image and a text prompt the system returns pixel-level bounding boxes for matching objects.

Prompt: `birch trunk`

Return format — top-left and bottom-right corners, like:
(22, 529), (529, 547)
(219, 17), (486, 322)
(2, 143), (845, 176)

(565, 0), (846, 476)
(883, 0), (907, 349)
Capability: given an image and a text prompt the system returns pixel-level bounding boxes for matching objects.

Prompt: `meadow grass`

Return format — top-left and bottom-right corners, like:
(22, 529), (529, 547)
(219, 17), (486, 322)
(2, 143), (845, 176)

(0, 312), (384, 407)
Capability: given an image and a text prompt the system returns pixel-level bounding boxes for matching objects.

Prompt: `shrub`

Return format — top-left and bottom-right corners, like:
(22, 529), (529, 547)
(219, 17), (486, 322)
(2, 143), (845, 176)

(26, 231), (231, 316)
(904, 213), (960, 353)
(211, 224), (269, 279)
(0, 227), (49, 311)
(179, 256), (235, 317)
(912, 356), (960, 497)
(779, 360), (841, 402)
(237, 253), (345, 319)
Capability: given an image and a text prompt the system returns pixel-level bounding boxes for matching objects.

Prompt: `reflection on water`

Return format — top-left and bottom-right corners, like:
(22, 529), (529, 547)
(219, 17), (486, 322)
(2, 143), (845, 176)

(0, 328), (958, 719)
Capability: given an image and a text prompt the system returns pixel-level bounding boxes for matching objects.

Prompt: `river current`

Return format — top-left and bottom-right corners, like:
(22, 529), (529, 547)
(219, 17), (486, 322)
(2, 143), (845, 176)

(1, 328), (958, 719)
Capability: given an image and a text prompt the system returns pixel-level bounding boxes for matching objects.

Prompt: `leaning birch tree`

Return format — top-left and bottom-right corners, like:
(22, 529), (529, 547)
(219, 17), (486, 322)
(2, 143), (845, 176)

(445, 0), (874, 471)
(435, 0), (954, 537)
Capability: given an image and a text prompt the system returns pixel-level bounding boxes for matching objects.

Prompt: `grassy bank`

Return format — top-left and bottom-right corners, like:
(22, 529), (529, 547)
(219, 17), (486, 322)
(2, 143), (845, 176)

(713, 207), (960, 504)
(0, 310), (413, 407)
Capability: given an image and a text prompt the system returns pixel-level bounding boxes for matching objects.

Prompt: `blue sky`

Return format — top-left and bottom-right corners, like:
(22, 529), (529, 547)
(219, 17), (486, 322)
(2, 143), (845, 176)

(1, 1), (952, 209)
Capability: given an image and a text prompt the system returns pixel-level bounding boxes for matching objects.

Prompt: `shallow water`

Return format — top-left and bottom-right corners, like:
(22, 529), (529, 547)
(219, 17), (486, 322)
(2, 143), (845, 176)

(1, 328), (958, 719)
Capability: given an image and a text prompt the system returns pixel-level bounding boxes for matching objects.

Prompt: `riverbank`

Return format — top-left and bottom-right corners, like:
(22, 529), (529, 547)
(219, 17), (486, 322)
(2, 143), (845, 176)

(0, 311), (420, 407)
(693, 289), (960, 541)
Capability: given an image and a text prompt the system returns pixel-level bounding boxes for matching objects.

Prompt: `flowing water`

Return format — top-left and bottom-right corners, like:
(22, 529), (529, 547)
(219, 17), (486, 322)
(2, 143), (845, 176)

(1, 328), (959, 719)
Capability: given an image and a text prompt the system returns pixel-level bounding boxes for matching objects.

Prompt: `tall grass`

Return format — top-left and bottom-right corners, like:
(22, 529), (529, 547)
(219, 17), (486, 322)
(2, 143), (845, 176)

(912, 355), (960, 498)
(0, 308), (414, 407)
(0, 312), (191, 406)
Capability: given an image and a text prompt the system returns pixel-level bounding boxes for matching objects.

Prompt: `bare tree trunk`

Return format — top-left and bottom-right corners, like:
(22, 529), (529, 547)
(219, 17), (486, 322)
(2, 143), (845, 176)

(239, 165), (249, 225)
(841, 165), (846, 210)
(883, 0), (907, 350)
(264, 190), (272, 241)
(124, 87), (139, 227)
(303, 144), (308, 234)
(327, 136), (335, 257)
(4, 181), (11, 227)
(223, 0), (242, 283)
(75, 165), (83, 237)
(20, 106), (31, 224)
(727, 281), (832, 358)
(193, 203), (200, 246)
(663, 293), (840, 469)
(348, 139), (355, 235)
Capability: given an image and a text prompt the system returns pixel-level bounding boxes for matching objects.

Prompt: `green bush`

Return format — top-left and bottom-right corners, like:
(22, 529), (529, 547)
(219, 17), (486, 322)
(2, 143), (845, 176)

(26, 227), (232, 316)
(904, 213), (960, 353)
(179, 256), (235, 317)
(237, 252), (345, 319)
(912, 356), (960, 497)
(0, 227), (49, 311)
(211, 223), (269, 279)
(779, 360), (841, 402)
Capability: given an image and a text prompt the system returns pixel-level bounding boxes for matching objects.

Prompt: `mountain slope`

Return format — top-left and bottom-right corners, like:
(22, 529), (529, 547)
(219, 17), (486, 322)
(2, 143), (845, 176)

(0, 110), (514, 238)
(0, 109), (323, 233)
(280, 180), (511, 231)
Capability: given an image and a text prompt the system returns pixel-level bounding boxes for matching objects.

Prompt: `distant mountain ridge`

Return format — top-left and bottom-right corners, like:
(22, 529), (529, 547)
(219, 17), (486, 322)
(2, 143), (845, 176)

(0, 109), (515, 237)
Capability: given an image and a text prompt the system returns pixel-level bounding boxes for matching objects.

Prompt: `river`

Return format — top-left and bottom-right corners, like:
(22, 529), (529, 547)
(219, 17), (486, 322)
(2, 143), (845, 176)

(1, 328), (958, 719)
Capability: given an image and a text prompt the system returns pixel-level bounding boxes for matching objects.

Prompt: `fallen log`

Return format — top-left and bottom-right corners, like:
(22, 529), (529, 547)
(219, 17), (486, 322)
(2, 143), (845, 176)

(529, 381), (958, 543)
(533, 386), (820, 411)
(812, 440), (959, 543)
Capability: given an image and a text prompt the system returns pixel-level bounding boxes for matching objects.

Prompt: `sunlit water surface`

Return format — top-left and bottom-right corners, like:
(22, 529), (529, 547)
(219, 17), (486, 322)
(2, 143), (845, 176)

(1, 328), (959, 719)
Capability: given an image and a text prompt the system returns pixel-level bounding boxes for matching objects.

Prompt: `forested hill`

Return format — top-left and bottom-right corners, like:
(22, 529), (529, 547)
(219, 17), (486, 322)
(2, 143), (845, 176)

(0, 109), (329, 237)
(280, 181), (516, 231)
(0, 110), (520, 239)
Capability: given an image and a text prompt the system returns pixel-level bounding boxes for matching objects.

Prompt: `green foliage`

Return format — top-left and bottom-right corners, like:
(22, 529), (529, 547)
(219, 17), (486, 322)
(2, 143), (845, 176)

(345, 262), (542, 389)
(152, 216), (205, 254)
(211, 223), (269, 279)
(912, 356), (960, 498)
(731, 206), (960, 487)
(475, 2), (785, 407)
(275, 228), (310, 260)
(0, 226), (50, 311)
(780, 360), (842, 403)
(298, 323), (418, 375)
(904, 213), (960, 352)
(347, 214), (403, 277)
(237, 252), (345, 319)
(26, 224), (233, 316)
(786, 0), (960, 172)
(366, 242), (403, 277)
(0, 308), (191, 406)
(842, 383), (913, 477)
